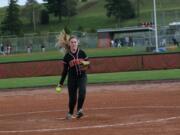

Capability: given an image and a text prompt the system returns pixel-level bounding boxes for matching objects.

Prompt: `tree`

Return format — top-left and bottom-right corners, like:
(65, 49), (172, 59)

(26, 0), (38, 5)
(104, 0), (135, 22)
(136, 0), (144, 20)
(43, 0), (77, 21)
(130, 0), (144, 24)
(22, 0), (41, 25)
(1, 0), (22, 35)
(64, 0), (77, 17)
(21, 0), (42, 32)
(40, 9), (49, 24)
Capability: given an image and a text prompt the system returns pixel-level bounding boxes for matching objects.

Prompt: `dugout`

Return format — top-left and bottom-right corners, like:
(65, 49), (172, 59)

(97, 27), (154, 48)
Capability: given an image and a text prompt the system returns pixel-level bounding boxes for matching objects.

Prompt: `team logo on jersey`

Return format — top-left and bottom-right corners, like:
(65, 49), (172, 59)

(69, 59), (84, 67)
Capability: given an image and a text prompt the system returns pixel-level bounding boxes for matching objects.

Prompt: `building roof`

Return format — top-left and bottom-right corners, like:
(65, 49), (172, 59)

(97, 26), (154, 33)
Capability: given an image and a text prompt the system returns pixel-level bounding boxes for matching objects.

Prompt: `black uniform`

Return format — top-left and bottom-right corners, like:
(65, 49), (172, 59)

(59, 49), (88, 115)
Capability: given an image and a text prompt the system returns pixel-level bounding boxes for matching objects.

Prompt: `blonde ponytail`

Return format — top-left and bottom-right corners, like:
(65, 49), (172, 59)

(57, 29), (70, 53)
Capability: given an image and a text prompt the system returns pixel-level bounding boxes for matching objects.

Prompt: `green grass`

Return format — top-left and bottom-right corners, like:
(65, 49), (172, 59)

(0, 69), (179, 89)
(0, 47), (180, 63)
(89, 69), (180, 83)
(0, 47), (141, 63)
(0, 51), (63, 63)
(1, 1), (180, 90)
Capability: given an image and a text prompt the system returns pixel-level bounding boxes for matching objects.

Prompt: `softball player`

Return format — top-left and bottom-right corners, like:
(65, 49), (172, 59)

(59, 35), (90, 120)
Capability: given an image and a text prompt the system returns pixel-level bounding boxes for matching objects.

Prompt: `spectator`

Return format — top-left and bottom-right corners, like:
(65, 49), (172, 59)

(117, 39), (121, 48)
(7, 44), (12, 55)
(161, 38), (166, 47)
(125, 36), (130, 46)
(129, 36), (133, 47)
(41, 44), (45, 52)
(120, 38), (125, 47)
(27, 43), (32, 53)
(145, 38), (150, 46)
(6, 41), (12, 55)
(172, 37), (179, 47)
(111, 39), (115, 48)
(0, 43), (5, 55)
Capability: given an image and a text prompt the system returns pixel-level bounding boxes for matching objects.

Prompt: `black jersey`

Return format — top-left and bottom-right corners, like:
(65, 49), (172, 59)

(59, 49), (88, 85)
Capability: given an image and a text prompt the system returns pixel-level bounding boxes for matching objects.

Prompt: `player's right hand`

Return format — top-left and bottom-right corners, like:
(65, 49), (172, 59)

(56, 84), (62, 93)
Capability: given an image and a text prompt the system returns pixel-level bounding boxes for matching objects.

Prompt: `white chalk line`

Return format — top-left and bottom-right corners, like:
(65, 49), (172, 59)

(0, 105), (180, 117)
(0, 116), (180, 134)
(0, 116), (88, 124)
(0, 109), (66, 117)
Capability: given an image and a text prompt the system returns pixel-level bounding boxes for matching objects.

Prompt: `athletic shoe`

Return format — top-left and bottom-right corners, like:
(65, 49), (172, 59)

(76, 109), (84, 119)
(66, 113), (74, 120)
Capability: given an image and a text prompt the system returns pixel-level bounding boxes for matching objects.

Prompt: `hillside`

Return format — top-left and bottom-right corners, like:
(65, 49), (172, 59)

(36, 0), (110, 33)
(0, 0), (180, 34)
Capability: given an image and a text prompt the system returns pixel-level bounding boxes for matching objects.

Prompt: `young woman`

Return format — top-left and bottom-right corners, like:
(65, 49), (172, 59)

(59, 35), (90, 120)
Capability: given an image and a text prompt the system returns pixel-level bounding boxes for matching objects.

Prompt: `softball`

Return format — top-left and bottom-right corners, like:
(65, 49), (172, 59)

(56, 86), (62, 93)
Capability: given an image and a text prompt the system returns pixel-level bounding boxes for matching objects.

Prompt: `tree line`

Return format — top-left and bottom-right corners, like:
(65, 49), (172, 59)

(0, 0), (139, 36)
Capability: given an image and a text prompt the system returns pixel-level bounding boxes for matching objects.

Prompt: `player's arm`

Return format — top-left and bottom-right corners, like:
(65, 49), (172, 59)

(59, 61), (68, 86)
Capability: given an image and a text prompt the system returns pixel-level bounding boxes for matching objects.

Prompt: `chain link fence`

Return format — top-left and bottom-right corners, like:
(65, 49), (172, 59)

(0, 28), (179, 54)
(0, 32), (98, 54)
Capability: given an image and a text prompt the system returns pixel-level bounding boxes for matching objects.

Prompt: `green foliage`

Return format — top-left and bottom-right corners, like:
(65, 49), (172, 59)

(64, 25), (71, 34)
(65, 0), (78, 17)
(40, 9), (49, 24)
(77, 25), (84, 31)
(134, 0), (144, 17)
(21, 1), (42, 26)
(1, 0), (180, 34)
(104, 0), (135, 22)
(87, 28), (96, 33)
(1, 0), (22, 35)
(43, 0), (77, 21)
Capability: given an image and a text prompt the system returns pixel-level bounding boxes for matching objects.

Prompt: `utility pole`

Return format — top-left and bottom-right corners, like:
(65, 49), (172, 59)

(153, 0), (159, 52)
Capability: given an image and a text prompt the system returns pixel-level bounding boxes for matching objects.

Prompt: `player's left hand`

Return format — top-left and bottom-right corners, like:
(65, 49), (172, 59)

(80, 60), (90, 71)
(80, 61), (90, 66)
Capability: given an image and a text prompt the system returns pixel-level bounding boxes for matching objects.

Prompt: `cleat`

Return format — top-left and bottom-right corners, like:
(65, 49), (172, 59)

(76, 109), (84, 119)
(66, 113), (74, 120)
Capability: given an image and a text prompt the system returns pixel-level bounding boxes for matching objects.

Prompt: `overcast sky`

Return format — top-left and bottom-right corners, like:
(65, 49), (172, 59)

(0, 0), (44, 7)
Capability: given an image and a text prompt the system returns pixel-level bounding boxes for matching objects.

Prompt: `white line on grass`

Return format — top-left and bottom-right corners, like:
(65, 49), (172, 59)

(0, 116), (180, 133)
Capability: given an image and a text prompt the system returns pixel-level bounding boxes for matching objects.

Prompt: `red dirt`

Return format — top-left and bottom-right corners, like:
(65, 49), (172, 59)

(0, 81), (180, 135)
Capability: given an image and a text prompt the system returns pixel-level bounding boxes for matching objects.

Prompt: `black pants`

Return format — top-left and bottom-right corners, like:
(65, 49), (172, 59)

(67, 74), (87, 114)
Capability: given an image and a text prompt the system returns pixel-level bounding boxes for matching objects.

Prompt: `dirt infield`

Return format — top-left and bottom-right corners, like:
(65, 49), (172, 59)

(0, 81), (180, 135)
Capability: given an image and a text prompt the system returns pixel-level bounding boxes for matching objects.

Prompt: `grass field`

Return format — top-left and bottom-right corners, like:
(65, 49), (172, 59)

(0, 69), (180, 89)
(0, 47), (144, 63)
(0, 0), (180, 89)
(0, 46), (179, 89)
(0, 47), (180, 63)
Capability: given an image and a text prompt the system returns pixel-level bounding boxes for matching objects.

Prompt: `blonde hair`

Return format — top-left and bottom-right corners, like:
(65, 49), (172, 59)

(57, 30), (79, 53)
(57, 29), (70, 53)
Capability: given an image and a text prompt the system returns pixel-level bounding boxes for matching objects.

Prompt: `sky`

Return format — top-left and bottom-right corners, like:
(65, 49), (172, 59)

(0, 0), (44, 7)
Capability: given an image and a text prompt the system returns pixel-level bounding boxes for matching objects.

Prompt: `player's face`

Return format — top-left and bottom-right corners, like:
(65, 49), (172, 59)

(69, 38), (78, 53)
